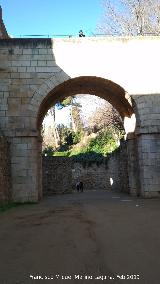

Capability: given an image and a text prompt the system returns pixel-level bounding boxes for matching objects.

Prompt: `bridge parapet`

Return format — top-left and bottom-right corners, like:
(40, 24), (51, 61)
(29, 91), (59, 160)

(0, 36), (160, 201)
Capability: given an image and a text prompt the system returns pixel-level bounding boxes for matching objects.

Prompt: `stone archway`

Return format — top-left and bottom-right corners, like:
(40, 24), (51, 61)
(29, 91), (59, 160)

(34, 76), (137, 201)
(35, 76), (134, 131)
(9, 75), (139, 203)
(1, 36), (160, 203)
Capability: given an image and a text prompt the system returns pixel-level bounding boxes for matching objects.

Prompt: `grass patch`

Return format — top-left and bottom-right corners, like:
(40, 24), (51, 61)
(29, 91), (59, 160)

(0, 202), (37, 213)
(53, 151), (70, 157)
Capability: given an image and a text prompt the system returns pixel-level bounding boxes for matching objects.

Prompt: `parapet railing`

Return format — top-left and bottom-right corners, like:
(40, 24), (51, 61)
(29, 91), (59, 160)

(12, 34), (106, 38)
(12, 33), (160, 38)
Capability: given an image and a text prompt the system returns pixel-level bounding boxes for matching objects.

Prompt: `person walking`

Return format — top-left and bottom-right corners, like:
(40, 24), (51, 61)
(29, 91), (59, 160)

(79, 181), (84, 192)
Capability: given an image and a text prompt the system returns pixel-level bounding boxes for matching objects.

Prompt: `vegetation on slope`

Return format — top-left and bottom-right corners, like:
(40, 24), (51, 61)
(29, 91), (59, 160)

(42, 96), (124, 159)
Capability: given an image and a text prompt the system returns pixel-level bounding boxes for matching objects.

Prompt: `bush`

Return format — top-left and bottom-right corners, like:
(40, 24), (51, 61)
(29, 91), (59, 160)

(72, 130), (82, 144)
(42, 146), (55, 156)
(87, 129), (118, 156)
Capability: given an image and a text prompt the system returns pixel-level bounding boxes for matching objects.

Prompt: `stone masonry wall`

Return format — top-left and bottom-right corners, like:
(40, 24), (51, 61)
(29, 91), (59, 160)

(127, 136), (141, 197)
(133, 94), (160, 197)
(137, 134), (160, 198)
(0, 39), (69, 202)
(42, 156), (72, 194)
(1, 38), (160, 200)
(0, 136), (11, 204)
(72, 142), (129, 192)
(42, 142), (129, 194)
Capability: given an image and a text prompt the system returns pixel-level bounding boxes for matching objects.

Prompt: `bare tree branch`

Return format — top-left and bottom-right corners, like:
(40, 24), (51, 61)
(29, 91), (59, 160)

(97, 0), (160, 35)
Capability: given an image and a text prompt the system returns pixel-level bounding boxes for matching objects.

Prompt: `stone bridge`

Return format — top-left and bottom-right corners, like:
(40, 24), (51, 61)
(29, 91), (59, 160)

(1, 32), (160, 202)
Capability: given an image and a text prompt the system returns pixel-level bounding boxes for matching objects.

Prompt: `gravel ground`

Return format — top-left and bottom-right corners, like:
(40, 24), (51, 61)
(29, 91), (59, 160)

(0, 190), (160, 284)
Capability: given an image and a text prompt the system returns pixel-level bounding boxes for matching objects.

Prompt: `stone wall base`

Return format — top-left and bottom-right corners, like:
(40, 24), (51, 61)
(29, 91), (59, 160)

(0, 136), (11, 204)
(42, 142), (129, 194)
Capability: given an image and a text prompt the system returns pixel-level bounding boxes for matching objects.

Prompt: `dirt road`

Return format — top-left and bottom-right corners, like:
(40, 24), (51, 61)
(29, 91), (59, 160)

(0, 190), (160, 284)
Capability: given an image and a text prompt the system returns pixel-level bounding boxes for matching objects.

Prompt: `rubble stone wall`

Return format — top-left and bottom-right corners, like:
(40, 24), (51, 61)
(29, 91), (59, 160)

(42, 143), (129, 194)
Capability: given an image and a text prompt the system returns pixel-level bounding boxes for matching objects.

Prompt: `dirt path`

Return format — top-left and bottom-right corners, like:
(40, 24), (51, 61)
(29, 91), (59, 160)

(0, 191), (160, 284)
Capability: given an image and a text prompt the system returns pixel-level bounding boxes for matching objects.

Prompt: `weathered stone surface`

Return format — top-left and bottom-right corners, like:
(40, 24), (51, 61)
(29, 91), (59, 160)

(0, 136), (11, 204)
(43, 157), (72, 194)
(72, 143), (128, 192)
(0, 7), (9, 39)
(0, 36), (160, 201)
(42, 142), (129, 194)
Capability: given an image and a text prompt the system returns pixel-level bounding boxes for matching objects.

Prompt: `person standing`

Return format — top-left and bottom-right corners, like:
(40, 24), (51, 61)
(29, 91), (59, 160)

(79, 30), (85, 37)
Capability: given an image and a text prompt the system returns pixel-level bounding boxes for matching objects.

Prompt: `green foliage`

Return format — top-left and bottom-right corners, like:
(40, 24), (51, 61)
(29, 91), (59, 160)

(42, 146), (55, 156)
(42, 127), (83, 157)
(52, 127), (120, 158)
(65, 131), (74, 146)
(0, 203), (18, 213)
(69, 145), (88, 157)
(71, 151), (104, 162)
(0, 202), (37, 213)
(59, 96), (73, 107)
(87, 129), (118, 156)
(59, 96), (81, 108)
(53, 151), (70, 157)
(57, 126), (77, 147)
(42, 120), (122, 159)
(72, 130), (82, 144)
(58, 127), (82, 148)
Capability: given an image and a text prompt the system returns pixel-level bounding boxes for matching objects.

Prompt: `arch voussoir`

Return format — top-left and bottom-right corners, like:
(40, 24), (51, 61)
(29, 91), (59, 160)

(30, 71), (70, 110)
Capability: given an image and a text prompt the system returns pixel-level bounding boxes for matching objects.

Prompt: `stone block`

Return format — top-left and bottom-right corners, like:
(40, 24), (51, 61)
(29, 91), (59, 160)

(38, 48), (48, 55)
(37, 72), (52, 79)
(11, 60), (31, 67)
(0, 104), (8, 111)
(0, 110), (6, 116)
(26, 66), (36, 72)
(14, 48), (23, 55)
(0, 85), (9, 91)
(11, 72), (20, 79)
(19, 72), (31, 79)
(10, 66), (18, 72)
(22, 48), (34, 55)
(38, 60), (47, 66)
(31, 60), (38, 66)
(18, 67), (27, 72)
(7, 98), (21, 116)
(32, 54), (54, 60)
(35, 66), (61, 73)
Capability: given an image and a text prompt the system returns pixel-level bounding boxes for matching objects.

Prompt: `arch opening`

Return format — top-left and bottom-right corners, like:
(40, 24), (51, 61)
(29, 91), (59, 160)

(37, 76), (137, 198)
(36, 76), (135, 135)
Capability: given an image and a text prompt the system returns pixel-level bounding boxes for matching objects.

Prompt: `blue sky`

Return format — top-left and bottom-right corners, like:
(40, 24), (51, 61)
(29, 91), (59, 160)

(1, 0), (102, 37)
(0, 1), (104, 125)
(44, 95), (106, 127)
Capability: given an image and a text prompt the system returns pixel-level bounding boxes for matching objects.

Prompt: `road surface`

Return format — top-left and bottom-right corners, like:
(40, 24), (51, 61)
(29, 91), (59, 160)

(0, 190), (160, 284)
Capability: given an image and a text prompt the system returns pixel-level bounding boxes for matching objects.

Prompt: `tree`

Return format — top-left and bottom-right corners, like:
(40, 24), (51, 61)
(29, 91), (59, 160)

(42, 97), (74, 150)
(70, 104), (83, 132)
(48, 106), (60, 148)
(58, 96), (83, 132)
(86, 100), (124, 143)
(98, 0), (160, 36)
(87, 101), (123, 130)
(42, 96), (83, 151)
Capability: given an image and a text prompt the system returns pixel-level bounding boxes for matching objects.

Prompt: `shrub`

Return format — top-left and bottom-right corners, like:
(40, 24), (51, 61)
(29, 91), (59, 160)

(87, 129), (118, 156)
(42, 146), (55, 156)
